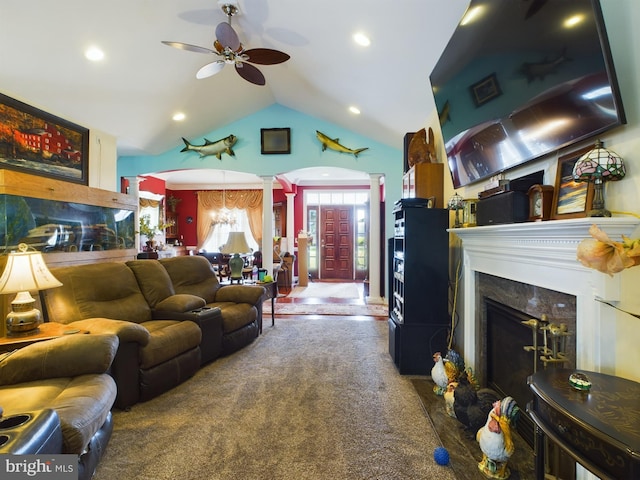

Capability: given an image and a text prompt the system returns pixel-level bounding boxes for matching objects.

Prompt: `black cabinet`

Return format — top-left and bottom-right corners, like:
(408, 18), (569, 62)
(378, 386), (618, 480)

(388, 201), (449, 374)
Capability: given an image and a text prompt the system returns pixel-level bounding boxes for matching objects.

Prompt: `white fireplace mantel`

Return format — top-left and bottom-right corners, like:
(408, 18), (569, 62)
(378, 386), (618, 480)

(449, 217), (640, 373)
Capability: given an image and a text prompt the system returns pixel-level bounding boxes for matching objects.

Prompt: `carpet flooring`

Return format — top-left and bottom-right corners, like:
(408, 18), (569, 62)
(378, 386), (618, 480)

(93, 318), (456, 480)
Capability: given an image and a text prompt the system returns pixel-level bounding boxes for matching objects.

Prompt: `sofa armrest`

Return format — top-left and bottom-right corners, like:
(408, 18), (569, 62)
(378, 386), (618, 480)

(215, 285), (265, 306)
(154, 294), (206, 314)
(0, 334), (119, 386)
(67, 318), (151, 346)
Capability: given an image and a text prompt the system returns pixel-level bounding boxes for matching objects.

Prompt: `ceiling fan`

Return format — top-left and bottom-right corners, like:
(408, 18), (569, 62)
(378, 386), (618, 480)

(161, 2), (290, 86)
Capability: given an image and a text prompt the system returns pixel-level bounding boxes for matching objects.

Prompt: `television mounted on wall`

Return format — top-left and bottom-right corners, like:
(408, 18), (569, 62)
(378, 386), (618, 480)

(430, 0), (626, 189)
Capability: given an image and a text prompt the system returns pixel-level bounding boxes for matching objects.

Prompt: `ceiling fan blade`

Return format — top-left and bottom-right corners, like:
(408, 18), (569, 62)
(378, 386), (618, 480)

(243, 48), (290, 65)
(161, 41), (215, 55)
(235, 62), (266, 86)
(196, 61), (226, 79)
(215, 22), (240, 51)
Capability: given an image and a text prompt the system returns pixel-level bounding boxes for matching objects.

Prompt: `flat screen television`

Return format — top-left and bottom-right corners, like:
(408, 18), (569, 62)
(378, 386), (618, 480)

(430, 0), (626, 189)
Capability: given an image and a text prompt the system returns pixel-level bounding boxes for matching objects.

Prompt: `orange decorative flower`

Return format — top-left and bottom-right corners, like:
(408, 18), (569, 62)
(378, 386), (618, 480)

(577, 224), (640, 276)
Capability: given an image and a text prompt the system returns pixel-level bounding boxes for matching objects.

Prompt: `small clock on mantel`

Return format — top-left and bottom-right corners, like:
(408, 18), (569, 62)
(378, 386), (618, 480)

(527, 184), (554, 221)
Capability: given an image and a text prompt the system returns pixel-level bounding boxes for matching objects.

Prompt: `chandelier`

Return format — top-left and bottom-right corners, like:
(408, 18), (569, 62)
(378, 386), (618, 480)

(211, 171), (237, 226)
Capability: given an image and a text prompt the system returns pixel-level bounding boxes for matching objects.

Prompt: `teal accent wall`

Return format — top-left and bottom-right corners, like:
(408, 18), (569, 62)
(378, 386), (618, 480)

(118, 103), (405, 241)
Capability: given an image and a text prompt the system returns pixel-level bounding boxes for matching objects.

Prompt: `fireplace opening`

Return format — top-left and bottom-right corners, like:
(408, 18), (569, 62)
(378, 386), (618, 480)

(486, 298), (541, 447)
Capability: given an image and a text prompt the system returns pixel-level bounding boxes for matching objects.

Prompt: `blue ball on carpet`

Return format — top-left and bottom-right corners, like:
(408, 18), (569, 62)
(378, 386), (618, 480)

(433, 446), (450, 466)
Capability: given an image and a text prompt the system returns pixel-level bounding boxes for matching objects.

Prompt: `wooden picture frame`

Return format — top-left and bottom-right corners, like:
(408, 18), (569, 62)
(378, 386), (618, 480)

(470, 73), (502, 107)
(0, 92), (89, 185)
(261, 128), (291, 154)
(551, 146), (594, 219)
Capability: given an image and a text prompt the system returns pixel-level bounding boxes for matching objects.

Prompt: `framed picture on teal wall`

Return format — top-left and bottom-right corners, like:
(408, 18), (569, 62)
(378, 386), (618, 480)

(261, 128), (290, 154)
(0, 92), (89, 185)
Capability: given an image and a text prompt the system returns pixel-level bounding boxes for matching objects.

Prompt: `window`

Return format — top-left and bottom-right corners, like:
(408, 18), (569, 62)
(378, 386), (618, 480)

(202, 208), (259, 253)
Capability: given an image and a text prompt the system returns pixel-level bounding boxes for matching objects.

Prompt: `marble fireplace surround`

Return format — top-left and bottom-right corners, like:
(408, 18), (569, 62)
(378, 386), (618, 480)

(450, 217), (639, 375)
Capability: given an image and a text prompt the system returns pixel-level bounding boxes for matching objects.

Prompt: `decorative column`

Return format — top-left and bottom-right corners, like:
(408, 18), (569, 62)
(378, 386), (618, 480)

(261, 176), (274, 275)
(285, 192), (296, 254)
(367, 173), (384, 304)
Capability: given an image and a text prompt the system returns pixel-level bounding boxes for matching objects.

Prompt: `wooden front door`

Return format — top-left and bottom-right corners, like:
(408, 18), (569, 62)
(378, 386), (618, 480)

(320, 206), (353, 280)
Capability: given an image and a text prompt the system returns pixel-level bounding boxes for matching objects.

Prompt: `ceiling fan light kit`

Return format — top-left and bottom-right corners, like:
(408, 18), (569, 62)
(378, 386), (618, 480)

(162, 2), (290, 86)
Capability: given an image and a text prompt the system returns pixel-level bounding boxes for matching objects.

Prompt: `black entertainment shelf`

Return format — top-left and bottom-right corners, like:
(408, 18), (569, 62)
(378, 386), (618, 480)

(388, 202), (449, 374)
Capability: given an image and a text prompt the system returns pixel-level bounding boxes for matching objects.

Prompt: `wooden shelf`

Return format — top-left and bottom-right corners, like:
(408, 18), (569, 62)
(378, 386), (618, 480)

(402, 163), (444, 208)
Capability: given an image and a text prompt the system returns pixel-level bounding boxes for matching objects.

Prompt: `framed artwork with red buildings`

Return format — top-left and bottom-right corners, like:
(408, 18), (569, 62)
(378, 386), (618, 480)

(0, 92), (89, 185)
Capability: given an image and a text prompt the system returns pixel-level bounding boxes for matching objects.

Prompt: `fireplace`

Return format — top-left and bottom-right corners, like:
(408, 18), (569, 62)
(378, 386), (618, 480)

(450, 217), (638, 375)
(450, 218), (639, 478)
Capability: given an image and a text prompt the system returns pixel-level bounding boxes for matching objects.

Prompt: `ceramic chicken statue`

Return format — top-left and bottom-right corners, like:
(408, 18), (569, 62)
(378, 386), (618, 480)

(476, 396), (520, 479)
(453, 376), (501, 436)
(443, 382), (458, 417)
(430, 352), (449, 395)
(444, 348), (465, 383)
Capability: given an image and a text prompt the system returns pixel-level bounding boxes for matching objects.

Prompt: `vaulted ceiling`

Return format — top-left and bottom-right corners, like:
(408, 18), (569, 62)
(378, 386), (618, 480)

(1, 1), (468, 159)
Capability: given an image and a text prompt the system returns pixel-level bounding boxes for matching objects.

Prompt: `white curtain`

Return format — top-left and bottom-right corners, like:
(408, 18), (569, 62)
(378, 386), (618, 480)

(201, 209), (259, 252)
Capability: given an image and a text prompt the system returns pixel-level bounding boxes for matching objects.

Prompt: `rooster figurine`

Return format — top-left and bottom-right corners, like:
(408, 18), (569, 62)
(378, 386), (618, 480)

(431, 352), (449, 395)
(453, 375), (501, 436)
(431, 349), (466, 395)
(444, 381), (458, 417)
(476, 396), (520, 479)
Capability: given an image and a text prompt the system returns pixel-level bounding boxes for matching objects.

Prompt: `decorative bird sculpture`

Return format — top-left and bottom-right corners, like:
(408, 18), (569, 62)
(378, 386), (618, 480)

(476, 396), (520, 479)
(444, 382), (458, 418)
(431, 352), (449, 395)
(444, 348), (465, 382)
(453, 376), (501, 437)
(433, 349), (467, 395)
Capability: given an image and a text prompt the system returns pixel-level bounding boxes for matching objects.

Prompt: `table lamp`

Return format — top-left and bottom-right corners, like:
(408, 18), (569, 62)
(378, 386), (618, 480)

(0, 243), (63, 336)
(572, 140), (625, 217)
(220, 232), (251, 281)
(447, 192), (465, 228)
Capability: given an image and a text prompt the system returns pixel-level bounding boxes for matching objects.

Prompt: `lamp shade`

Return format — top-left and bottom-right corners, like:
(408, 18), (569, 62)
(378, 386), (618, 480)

(572, 140), (625, 182)
(447, 193), (465, 210)
(220, 232), (251, 254)
(0, 244), (62, 295)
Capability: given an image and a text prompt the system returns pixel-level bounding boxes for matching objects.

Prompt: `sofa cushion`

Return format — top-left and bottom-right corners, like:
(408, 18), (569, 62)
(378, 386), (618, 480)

(206, 302), (257, 333)
(159, 256), (220, 303)
(138, 320), (202, 369)
(0, 334), (119, 386)
(0, 375), (117, 454)
(126, 259), (176, 308)
(45, 263), (152, 325)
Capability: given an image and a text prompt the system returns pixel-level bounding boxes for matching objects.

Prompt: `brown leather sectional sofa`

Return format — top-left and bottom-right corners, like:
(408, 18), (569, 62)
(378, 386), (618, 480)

(0, 334), (119, 480)
(41, 255), (265, 409)
(1, 255), (264, 480)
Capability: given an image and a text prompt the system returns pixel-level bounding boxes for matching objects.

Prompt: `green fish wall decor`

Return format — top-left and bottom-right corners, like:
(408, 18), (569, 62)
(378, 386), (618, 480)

(315, 130), (368, 158)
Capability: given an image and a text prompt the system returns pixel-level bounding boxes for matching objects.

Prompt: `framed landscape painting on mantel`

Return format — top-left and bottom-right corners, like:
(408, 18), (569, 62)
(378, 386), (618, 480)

(551, 145), (594, 219)
(0, 92), (89, 185)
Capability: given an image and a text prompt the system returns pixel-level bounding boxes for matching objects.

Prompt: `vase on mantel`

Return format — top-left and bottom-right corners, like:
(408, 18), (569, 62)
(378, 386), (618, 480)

(145, 240), (157, 252)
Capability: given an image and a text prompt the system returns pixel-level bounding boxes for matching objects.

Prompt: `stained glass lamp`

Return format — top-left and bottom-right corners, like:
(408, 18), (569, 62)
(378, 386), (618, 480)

(572, 140), (625, 217)
(447, 192), (465, 228)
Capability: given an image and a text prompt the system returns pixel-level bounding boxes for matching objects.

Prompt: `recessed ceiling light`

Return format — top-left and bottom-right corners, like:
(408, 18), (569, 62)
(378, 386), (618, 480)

(349, 106), (361, 115)
(172, 112), (186, 121)
(353, 32), (370, 47)
(85, 46), (105, 62)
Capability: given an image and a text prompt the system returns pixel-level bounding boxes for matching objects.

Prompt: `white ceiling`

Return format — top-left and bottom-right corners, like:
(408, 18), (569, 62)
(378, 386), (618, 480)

(0, 0), (469, 187)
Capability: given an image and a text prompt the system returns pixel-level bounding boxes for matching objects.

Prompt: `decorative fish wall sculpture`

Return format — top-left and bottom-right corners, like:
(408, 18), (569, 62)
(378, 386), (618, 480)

(180, 135), (237, 159)
(315, 130), (368, 158)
